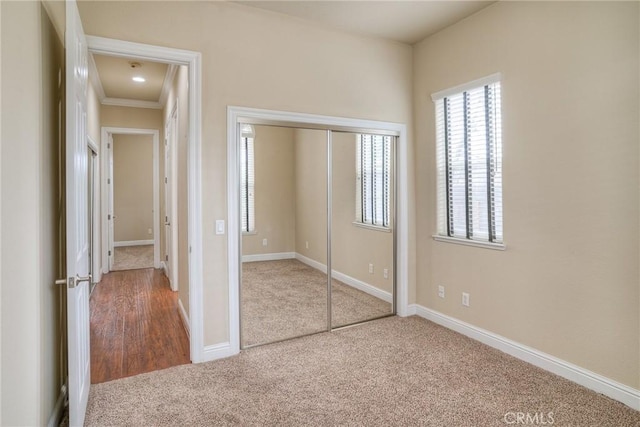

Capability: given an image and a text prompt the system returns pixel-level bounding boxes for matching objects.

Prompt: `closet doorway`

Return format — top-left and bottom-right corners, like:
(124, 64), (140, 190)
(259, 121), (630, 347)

(235, 118), (398, 349)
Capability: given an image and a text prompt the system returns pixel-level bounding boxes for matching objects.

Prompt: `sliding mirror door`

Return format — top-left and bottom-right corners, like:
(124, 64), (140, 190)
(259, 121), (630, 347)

(240, 125), (328, 348)
(330, 131), (395, 328)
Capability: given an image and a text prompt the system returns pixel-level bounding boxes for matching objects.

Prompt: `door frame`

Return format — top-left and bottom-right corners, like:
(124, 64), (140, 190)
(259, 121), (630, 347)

(164, 101), (179, 292)
(227, 106), (410, 356)
(101, 127), (160, 271)
(88, 36), (204, 363)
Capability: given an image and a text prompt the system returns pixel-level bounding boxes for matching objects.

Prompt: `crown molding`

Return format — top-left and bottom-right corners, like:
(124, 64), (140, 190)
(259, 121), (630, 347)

(101, 97), (163, 110)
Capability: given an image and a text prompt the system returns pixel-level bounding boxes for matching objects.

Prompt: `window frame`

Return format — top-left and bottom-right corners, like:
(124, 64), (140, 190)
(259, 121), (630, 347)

(239, 124), (255, 234)
(354, 133), (393, 232)
(431, 73), (505, 251)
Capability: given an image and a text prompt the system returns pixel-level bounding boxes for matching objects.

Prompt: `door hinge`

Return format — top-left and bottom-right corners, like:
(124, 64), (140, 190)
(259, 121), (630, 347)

(108, 250), (111, 256)
(165, 177), (168, 184)
(107, 143), (111, 149)
(107, 178), (111, 184)
(108, 214), (111, 220)
(165, 255), (169, 261)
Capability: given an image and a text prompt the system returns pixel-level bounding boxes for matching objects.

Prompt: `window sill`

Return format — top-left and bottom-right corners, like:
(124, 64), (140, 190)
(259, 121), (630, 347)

(432, 235), (505, 251)
(352, 222), (392, 233)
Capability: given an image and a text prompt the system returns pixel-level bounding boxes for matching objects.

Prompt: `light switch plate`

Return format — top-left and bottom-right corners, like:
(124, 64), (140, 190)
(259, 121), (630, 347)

(215, 220), (225, 235)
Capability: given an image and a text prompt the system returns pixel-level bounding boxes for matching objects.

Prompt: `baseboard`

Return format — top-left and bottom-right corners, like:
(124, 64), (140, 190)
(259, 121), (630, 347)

(46, 383), (67, 427)
(331, 270), (392, 303)
(178, 298), (190, 338)
(114, 239), (154, 247)
(161, 261), (168, 277)
(202, 342), (238, 362)
(242, 252), (295, 263)
(295, 253), (392, 303)
(410, 304), (640, 411)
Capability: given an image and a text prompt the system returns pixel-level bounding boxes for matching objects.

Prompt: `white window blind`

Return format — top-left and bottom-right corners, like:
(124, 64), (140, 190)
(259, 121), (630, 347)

(434, 77), (503, 243)
(356, 134), (391, 228)
(240, 124), (255, 233)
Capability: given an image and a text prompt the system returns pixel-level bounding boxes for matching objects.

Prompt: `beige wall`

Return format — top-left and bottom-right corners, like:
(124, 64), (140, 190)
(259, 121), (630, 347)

(242, 125), (296, 256)
(414, 1), (639, 388)
(331, 132), (394, 293)
(113, 134), (154, 242)
(294, 129), (328, 264)
(77, 0), (414, 345)
(163, 65), (189, 316)
(1, 1), (64, 424)
(101, 104), (163, 130)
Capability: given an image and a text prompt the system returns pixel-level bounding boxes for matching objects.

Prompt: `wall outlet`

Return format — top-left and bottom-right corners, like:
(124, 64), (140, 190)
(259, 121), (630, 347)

(438, 285), (445, 298)
(462, 292), (470, 307)
(262, 238), (268, 247)
(148, 228), (152, 235)
(383, 268), (389, 279)
(368, 263), (374, 274)
(305, 241), (309, 249)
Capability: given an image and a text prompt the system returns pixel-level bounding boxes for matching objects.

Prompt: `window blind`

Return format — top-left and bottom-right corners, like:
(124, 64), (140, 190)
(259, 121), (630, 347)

(356, 134), (391, 228)
(435, 80), (502, 243)
(240, 124), (255, 233)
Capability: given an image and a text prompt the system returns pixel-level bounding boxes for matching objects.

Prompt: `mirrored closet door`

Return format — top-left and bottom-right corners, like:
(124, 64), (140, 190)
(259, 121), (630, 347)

(330, 131), (395, 328)
(240, 125), (328, 348)
(239, 122), (396, 349)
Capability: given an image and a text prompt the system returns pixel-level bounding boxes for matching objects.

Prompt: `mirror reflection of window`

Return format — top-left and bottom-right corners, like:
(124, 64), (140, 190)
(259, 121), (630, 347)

(240, 124), (255, 234)
(356, 134), (392, 229)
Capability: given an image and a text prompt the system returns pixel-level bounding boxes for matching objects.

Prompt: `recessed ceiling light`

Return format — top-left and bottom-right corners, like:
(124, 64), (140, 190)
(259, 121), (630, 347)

(132, 76), (146, 83)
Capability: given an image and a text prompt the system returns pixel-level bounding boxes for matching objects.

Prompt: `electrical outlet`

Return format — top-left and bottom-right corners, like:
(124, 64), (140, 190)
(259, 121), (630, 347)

(383, 268), (389, 279)
(305, 241), (309, 249)
(438, 285), (445, 298)
(368, 263), (374, 274)
(462, 292), (470, 307)
(262, 238), (268, 247)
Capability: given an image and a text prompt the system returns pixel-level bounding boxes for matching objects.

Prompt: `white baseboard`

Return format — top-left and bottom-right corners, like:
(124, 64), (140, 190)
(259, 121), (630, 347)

(114, 239), (154, 247)
(242, 252), (295, 263)
(410, 304), (640, 411)
(295, 253), (392, 303)
(178, 298), (190, 338)
(46, 383), (67, 427)
(161, 261), (168, 277)
(202, 342), (238, 362)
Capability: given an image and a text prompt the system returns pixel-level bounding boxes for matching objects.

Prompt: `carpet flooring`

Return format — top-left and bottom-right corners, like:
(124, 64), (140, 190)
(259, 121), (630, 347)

(112, 245), (154, 271)
(241, 259), (392, 347)
(84, 316), (640, 426)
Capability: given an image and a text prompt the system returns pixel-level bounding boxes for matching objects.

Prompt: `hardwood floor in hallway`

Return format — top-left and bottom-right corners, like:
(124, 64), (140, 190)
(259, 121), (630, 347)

(90, 268), (190, 384)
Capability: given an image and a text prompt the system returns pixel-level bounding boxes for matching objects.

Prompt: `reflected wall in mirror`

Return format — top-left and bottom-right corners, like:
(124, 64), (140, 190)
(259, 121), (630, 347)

(240, 125), (328, 348)
(331, 132), (395, 328)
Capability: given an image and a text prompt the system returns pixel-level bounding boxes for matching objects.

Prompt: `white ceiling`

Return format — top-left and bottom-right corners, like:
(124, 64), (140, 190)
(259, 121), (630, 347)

(236, 1), (495, 44)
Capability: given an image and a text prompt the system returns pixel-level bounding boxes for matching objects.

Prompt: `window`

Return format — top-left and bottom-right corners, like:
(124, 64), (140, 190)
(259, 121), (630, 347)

(240, 124), (255, 233)
(356, 134), (392, 229)
(433, 74), (503, 246)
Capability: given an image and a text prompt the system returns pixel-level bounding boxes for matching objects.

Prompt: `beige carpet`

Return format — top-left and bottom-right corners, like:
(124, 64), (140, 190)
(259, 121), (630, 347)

(112, 245), (154, 271)
(242, 259), (392, 347)
(84, 316), (639, 426)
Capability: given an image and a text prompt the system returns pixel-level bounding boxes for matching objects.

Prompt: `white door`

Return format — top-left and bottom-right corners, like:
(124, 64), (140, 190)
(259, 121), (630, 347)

(107, 134), (115, 270)
(65, 0), (91, 425)
(164, 105), (178, 290)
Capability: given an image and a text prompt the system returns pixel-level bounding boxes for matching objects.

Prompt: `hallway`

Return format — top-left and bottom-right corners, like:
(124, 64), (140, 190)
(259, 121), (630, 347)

(90, 268), (190, 384)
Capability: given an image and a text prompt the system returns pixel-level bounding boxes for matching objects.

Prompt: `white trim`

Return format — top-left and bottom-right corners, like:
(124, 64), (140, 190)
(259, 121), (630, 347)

(202, 342), (236, 362)
(228, 107), (409, 356)
(87, 53), (106, 101)
(294, 253), (393, 304)
(159, 64), (178, 107)
(113, 239), (154, 247)
(294, 253), (327, 273)
(431, 72), (502, 101)
(242, 252), (295, 263)
(46, 384), (68, 427)
(89, 36), (203, 364)
(101, 126), (160, 271)
(178, 298), (190, 338)
(411, 304), (640, 410)
(101, 97), (162, 110)
(432, 235), (506, 251)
